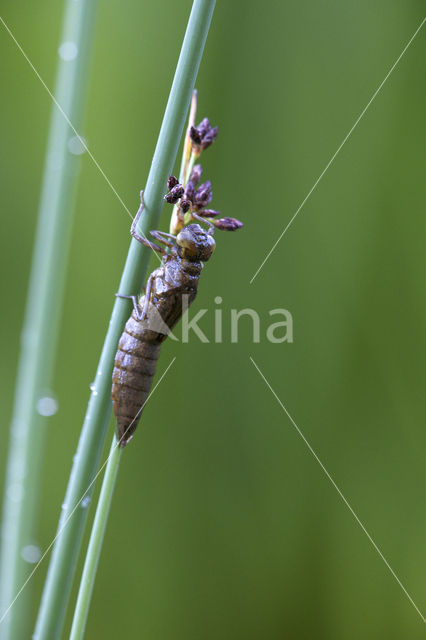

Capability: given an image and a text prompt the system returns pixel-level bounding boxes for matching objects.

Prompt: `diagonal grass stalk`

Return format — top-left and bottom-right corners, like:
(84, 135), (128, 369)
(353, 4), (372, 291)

(34, 2), (216, 638)
(69, 352), (177, 638)
(70, 87), (201, 635)
(0, 2), (98, 638)
(69, 87), (202, 637)
(69, 439), (121, 640)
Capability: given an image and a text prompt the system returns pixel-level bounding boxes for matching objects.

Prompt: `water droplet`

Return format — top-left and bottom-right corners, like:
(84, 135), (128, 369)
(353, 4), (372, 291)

(21, 545), (42, 564)
(90, 382), (98, 396)
(37, 395), (58, 417)
(68, 135), (87, 155)
(58, 41), (78, 61)
(62, 501), (68, 510)
(81, 496), (91, 509)
(97, 370), (102, 376)
(7, 483), (24, 503)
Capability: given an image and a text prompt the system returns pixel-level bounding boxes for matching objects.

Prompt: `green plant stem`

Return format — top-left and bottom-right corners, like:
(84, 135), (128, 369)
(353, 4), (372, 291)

(185, 150), (199, 185)
(69, 92), (199, 639)
(0, 2), (98, 638)
(170, 91), (198, 234)
(69, 439), (121, 640)
(70, 88), (200, 637)
(179, 90), (198, 183)
(34, 2), (216, 638)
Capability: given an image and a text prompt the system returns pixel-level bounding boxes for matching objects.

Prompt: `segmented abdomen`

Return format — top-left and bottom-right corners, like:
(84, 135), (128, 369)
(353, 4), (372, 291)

(112, 311), (162, 447)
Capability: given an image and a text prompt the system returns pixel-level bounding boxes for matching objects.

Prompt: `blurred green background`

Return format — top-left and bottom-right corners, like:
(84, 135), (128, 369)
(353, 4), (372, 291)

(1, 1), (426, 638)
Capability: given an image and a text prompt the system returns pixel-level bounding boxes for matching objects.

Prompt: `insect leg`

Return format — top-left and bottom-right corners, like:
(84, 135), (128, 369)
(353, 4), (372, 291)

(192, 212), (215, 235)
(115, 294), (143, 318)
(149, 230), (177, 249)
(140, 274), (154, 321)
(131, 191), (166, 254)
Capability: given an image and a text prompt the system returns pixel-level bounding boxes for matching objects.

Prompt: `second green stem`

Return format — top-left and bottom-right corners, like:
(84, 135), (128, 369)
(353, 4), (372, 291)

(69, 439), (121, 640)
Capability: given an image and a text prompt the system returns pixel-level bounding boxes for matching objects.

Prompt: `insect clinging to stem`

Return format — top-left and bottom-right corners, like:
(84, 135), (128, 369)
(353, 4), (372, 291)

(112, 195), (217, 447)
(111, 98), (243, 447)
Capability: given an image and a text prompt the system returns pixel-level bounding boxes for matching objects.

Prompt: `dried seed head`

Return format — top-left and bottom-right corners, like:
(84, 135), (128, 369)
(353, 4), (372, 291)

(214, 217), (243, 231)
(164, 184), (184, 204)
(190, 119), (218, 152)
(198, 117), (211, 136)
(194, 180), (212, 207)
(185, 180), (195, 202)
(180, 198), (191, 213)
(189, 126), (202, 145)
(167, 175), (179, 190)
(190, 164), (203, 185)
(198, 209), (220, 217)
(201, 126), (218, 150)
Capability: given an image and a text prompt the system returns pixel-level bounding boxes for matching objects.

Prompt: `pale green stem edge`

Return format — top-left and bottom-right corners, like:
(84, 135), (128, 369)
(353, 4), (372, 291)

(34, 1), (216, 638)
(69, 439), (121, 640)
(0, 1), (98, 639)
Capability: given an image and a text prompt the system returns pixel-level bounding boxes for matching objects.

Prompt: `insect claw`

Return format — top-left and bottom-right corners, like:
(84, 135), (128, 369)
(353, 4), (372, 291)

(135, 306), (148, 322)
